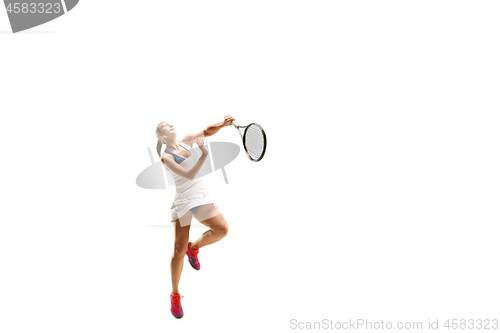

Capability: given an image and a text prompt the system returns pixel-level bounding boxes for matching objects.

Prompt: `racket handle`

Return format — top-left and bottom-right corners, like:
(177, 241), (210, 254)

(231, 120), (241, 128)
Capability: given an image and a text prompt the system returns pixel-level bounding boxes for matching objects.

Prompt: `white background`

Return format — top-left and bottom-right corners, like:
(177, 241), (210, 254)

(1, 1), (499, 332)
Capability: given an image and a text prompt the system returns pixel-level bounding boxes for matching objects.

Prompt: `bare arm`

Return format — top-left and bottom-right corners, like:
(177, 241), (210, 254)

(181, 115), (236, 146)
(161, 138), (208, 180)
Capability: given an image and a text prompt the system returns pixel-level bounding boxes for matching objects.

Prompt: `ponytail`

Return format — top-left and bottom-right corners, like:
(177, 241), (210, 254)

(156, 138), (163, 157)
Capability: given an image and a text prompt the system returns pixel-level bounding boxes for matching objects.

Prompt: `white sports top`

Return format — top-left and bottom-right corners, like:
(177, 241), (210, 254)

(165, 141), (217, 223)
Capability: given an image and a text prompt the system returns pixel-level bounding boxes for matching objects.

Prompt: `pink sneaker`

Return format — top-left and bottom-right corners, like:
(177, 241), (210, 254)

(170, 293), (184, 318)
(186, 242), (200, 270)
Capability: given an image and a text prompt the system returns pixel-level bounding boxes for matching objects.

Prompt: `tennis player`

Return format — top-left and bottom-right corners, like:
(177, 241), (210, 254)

(155, 115), (235, 318)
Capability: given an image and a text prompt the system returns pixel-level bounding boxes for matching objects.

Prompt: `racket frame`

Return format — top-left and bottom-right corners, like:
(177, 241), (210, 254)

(232, 121), (267, 162)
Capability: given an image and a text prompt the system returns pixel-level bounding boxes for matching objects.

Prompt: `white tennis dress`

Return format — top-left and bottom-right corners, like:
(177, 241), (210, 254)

(167, 141), (217, 226)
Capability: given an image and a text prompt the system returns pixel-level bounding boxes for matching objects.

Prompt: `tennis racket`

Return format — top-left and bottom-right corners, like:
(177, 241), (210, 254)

(231, 121), (267, 162)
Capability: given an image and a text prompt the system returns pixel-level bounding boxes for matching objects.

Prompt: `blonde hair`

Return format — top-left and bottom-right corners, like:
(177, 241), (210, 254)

(155, 122), (165, 157)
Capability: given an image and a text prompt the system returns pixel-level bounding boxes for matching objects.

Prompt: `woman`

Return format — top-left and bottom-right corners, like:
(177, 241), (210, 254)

(155, 115), (235, 319)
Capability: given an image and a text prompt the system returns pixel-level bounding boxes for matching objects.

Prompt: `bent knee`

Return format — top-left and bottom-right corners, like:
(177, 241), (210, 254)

(213, 224), (229, 237)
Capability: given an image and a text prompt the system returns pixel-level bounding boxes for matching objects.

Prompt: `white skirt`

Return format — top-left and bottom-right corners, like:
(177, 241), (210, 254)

(170, 180), (218, 224)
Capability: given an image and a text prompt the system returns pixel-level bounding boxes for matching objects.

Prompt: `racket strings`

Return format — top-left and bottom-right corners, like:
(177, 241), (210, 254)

(244, 124), (265, 160)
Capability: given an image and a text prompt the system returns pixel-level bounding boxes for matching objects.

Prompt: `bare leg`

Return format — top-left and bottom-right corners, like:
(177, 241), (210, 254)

(171, 218), (191, 294)
(190, 204), (228, 250)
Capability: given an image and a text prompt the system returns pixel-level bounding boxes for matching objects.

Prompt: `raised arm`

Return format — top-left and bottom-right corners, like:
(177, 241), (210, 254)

(180, 115), (236, 147)
(161, 138), (208, 180)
